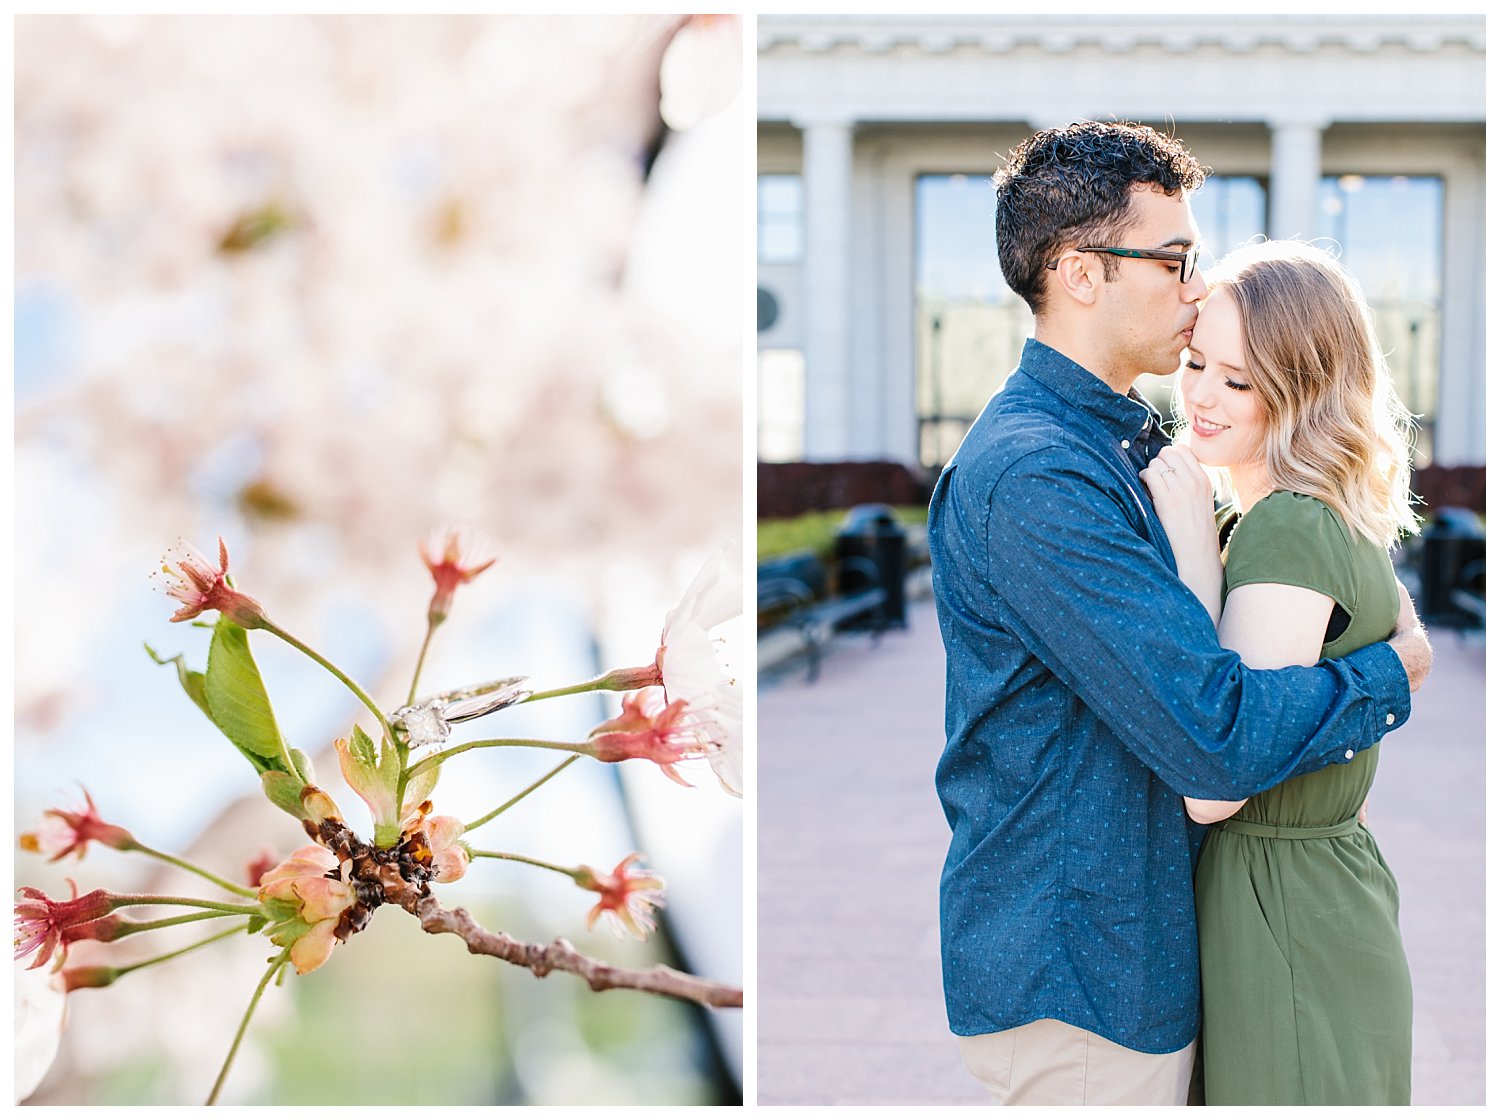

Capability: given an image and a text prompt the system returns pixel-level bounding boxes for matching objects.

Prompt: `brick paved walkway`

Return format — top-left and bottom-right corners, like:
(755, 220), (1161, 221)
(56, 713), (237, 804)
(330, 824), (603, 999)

(756, 589), (1484, 1105)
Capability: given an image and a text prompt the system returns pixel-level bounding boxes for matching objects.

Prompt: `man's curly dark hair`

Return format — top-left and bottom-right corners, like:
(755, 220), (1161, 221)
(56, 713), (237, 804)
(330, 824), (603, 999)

(994, 120), (1208, 314)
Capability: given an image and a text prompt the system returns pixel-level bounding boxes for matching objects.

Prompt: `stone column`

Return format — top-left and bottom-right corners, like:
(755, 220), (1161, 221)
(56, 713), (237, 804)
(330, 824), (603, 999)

(1268, 117), (1328, 239)
(1435, 159), (1485, 466)
(796, 116), (854, 460)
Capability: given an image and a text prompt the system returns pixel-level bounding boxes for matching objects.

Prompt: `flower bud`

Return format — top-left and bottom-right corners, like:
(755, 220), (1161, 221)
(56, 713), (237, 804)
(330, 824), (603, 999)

(61, 965), (120, 992)
(300, 786), (344, 826)
(60, 915), (128, 945)
(419, 529), (496, 625)
(598, 664), (665, 692)
(258, 846), (358, 974)
(244, 846), (278, 888)
(19, 789), (136, 862)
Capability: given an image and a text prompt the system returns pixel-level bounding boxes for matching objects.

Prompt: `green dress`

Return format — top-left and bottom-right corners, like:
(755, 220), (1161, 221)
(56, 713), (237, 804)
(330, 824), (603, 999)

(1195, 491), (1412, 1105)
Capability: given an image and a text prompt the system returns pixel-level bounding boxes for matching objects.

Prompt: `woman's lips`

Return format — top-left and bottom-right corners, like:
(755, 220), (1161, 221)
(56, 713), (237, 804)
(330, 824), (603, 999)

(1192, 415), (1229, 438)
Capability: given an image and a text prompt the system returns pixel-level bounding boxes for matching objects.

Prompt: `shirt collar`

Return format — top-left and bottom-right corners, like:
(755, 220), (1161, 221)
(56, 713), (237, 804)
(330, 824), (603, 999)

(1016, 337), (1163, 443)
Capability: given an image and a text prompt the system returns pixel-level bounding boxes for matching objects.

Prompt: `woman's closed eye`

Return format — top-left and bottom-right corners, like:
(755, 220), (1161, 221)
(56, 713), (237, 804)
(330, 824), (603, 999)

(1186, 358), (1250, 392)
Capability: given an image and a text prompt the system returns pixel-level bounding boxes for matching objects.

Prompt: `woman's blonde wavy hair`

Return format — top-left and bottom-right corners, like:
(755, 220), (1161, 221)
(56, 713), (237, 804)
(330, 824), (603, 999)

(1184, 239), (1419, 549)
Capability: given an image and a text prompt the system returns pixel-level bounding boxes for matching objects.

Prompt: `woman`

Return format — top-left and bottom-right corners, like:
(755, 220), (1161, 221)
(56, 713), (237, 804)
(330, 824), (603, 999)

(1140, 239), (1419, 1105)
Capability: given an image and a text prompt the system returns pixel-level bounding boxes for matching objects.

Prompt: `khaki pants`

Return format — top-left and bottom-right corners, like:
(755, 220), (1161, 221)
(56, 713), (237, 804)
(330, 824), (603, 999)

(957, 1018), (1197, 1106)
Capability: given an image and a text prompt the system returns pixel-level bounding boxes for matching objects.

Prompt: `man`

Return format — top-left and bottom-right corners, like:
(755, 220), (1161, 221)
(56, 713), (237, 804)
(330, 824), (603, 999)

(928, 121), (1432, 1106)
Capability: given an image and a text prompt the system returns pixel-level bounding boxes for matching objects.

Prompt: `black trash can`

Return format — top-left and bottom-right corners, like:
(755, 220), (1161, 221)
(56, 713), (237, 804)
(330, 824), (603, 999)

(1419, 506), (1485, 624)
(834, 503), (909, 629)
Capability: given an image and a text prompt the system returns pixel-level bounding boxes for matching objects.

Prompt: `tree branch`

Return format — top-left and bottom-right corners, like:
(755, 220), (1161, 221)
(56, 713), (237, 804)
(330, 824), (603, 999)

(377, 866), (742, 1009)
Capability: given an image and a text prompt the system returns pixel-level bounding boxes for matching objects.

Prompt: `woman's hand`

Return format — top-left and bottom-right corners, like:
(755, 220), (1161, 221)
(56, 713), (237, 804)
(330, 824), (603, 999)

(1140, 444), (1223, 623)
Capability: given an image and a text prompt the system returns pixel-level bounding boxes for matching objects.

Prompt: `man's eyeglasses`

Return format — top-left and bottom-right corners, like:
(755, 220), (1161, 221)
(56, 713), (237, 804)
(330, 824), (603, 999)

(1046, 245), (1201, 283)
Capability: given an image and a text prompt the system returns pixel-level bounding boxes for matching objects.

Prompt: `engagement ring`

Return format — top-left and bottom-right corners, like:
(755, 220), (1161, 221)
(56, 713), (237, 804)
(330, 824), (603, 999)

(390, 675), (532, 748)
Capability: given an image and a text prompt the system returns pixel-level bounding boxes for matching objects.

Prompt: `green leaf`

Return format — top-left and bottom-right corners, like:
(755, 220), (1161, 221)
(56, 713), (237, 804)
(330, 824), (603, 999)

(288, 749), (315, 785)
(260, 770), (306, 819)
(401, 760), (441, 818)
(246, 915), (268, 936)
(350, 725), (377, 768)
(205, 619), (287, 774)
(144, 643), (213, 721)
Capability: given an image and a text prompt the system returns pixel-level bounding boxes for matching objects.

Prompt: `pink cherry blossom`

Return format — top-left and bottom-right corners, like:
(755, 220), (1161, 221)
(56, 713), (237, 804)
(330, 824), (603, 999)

(15, 962), (68, 1100)
(420, 528), (496, 624)
(13, 883), (115, 971)
(152, 537), (267, 628)
(19, 789), (135, 861)
(654, 542), (742, 795)
(257, 846), (357, 975)
(577, 854), (665, 940)
(658, 15), (741, 132)
(588, 691), (719, 788)
(243, 847), (278, 888)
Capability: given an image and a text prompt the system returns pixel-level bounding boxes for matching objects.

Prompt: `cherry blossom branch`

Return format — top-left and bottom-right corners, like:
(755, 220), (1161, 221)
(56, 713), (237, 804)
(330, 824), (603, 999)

(258, 620), (394, 742)
(111, 894), (261, 916)
(467, 849), (574, 875)
(406, 620), (438, 706)
(404, 737), (584, 783)
(413, 896), (742, 1008)
(125, 840), (259, 898)
(375, 869), (741, 1009)
(463, 756), (579, 833)
(207, 948), (290, 1106)
(109, 910), (253, 937)
(521, 665), (661, 704)
(115, 922), (249, 976)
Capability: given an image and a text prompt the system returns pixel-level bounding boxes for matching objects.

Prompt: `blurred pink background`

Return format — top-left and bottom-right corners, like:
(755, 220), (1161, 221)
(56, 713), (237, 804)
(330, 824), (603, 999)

(14, 14), (743, 1105)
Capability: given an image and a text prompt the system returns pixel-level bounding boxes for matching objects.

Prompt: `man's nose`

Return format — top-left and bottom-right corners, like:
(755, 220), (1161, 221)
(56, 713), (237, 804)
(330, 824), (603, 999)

(1183, 268), (1209, 301)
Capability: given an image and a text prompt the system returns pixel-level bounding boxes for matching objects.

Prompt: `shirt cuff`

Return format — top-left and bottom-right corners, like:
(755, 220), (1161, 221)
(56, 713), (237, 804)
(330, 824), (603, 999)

(1343, 639), (1413, 749)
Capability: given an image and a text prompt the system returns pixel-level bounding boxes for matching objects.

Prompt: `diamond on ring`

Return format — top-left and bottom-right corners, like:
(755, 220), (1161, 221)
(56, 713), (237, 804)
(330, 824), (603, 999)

(390, 675), (533, 748)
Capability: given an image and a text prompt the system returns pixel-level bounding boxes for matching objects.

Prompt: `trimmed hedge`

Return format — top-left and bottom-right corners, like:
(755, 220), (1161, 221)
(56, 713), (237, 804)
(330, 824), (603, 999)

(757, 505), (928, 563)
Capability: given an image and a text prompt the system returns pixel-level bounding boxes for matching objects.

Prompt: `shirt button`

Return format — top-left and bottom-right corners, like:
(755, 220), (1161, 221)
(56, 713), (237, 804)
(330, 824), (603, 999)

(1120, 439), (1130, 449)
(1345, 749), (1355, 760)
(1385, 713), (1396, 726)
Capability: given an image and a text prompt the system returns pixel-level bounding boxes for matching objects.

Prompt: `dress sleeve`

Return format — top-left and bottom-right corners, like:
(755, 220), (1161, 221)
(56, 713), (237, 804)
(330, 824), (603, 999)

(1225, 491), (1358, 615)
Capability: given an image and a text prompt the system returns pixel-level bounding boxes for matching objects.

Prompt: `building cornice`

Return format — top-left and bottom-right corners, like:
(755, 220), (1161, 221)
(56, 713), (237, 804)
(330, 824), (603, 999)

(757, 15), (1485, 57)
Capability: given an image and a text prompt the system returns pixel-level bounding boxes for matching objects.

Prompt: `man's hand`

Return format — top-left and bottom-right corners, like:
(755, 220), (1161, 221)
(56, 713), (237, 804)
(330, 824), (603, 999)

(1389, 581), (1432, 692)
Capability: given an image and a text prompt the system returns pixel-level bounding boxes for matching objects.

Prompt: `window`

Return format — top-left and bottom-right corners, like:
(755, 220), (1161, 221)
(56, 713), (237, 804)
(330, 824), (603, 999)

(758, 349), (805, 462)
(1138, 175), (1267, 418)
(758, 174), (803, 264)
(1193, 175), (1268, 262)
(1317, 175), (1443, 463)
(911, 173), (1270, 468)
(913, 173), (1032, 469)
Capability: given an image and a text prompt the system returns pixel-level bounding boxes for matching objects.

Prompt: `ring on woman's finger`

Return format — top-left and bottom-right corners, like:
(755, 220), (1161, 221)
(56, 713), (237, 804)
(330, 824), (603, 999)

(1162, 465), (1176, 475)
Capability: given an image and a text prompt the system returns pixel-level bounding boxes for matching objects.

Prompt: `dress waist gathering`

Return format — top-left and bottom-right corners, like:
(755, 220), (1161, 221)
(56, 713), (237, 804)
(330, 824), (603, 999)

(1217, 815), (1362, 841)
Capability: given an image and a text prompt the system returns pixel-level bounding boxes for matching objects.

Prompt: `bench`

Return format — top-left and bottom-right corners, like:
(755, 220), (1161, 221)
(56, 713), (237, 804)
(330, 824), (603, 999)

(1451, 559), (1485, 628)
(758, 549), (890, 681)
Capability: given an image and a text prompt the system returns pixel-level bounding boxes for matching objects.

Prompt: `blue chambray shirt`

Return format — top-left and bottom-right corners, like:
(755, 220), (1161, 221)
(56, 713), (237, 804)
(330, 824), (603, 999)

(929, 339), (1412, 1053)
